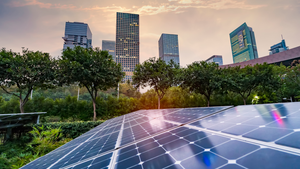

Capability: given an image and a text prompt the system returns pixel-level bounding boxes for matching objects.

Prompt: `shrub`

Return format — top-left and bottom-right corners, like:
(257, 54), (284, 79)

(30, 121), (104, 139)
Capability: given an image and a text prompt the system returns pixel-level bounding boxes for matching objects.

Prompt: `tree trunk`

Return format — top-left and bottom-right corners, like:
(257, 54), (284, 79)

(207, 100), (210, 107)
(243, 98), (246, 105)
(20, 99), (24, 113)
(93, 100), (96, 121)
(158, 96), (160, 109)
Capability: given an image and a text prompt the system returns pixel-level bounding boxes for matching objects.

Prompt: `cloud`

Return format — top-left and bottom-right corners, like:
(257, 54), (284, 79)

(9, 0), (76, 9)
(8, 0), (265, 16)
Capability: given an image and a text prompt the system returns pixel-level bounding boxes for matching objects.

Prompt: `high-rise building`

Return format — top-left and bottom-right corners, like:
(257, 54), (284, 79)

(205, 55), (223, 65)
(230, 23), (258, 63)
(62, 22), (92, 50)
(102, 40), (116, 61)
(158, 34), (180, 65)
(116, 12), (139, 82)
(269, 39), (288, 55)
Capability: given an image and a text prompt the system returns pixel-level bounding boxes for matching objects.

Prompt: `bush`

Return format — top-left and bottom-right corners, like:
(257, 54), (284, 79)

(30, 121), (104, 139)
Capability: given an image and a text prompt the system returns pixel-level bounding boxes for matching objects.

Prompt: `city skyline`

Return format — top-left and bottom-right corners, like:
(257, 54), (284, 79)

(0, 0), (300, 66)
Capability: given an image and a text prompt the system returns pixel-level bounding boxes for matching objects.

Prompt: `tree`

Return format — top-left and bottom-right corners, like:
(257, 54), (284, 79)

(133, 58), (179, 109)
(57, 46), (124, 121)
(0, 48), (56, 113)
(282, 63), (300, 101)
(224, 63), (280, 105)
(119, 82), (141, 98)
(181, 61), (222, 107)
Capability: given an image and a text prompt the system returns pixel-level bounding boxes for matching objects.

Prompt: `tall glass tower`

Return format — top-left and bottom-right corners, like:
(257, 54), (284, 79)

(102, 40), (116, 61)
(230, 22), (258, 63)
(205, 55), (223, 65)
(116, 12), (139, 82)
(158, 34), (180, 65)
(62, 22), (92, 50)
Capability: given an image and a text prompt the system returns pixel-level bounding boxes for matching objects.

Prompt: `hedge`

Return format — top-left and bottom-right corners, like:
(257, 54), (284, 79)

(29, 121), (105, 139)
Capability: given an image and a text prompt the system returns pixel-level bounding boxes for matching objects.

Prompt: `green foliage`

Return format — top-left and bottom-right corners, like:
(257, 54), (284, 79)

(282, 63), (300, 100)
(119, 82), (141, 98)
(133, 58), (180, 109)
(27, 126), (64, 155)
(223, 63), (280, 105)
(181, 61), (222, 107)
(0, 120), (102, 168)
(30, 121), (104, 139)
(0, 48), (56, 113)
(0, 97), (20, 114)
(57, 46), (125, 120)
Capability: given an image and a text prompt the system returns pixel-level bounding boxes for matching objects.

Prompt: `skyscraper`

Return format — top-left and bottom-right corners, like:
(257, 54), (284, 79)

(62, 22), (92, 50)
(230, 23), (258, 63)
(269, 39), (288, 55)
(158, 34), (180, 65)
(116, 12), (139, 82)
(205, 55), (223, 65)
(102, 40), (116, 61)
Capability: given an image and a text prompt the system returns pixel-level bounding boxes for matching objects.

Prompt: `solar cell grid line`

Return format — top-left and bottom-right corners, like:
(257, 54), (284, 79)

(136, 108), (183, 120)
(106, 116), (126, 168)
(109, 115), (141, 169)
(60, 112), (187, 169)
(50, 122), (124, 169)
(120, 116), (179, 147)
(69, 108), (181, 154)
(79, 126), (300, 169)
(59, 105), (300, 168)
(70, 115), (125, 169)
(21, 118), (119, 169)
(187, 103), (300, 146)
(53, 109), (232, 169)
(167, 120), (300, 156)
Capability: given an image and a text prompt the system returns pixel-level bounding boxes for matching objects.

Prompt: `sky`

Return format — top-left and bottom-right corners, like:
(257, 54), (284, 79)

(0, 0), (300, 67)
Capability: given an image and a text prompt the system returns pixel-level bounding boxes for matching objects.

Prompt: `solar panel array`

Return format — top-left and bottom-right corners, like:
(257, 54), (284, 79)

(21, 103), (300, 169)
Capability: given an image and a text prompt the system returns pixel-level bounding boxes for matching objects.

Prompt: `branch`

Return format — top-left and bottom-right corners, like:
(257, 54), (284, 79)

(22, 87), (33, 106)
(84, 84), (95, 102)
(0, 86), (19, 98)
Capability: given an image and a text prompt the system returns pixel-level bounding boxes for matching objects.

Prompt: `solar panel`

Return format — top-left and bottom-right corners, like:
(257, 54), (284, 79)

(21, 103), (300, 169)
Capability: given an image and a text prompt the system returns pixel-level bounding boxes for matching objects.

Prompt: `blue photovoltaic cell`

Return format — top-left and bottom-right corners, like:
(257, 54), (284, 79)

(190, 103), (300, 145)
(22, 103), (300, 169)
(72, 126), (300, 169)
(22, 106), (230, 169)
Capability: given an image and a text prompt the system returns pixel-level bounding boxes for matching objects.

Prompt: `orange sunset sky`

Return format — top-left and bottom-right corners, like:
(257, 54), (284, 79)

(0, 0), (299, 66)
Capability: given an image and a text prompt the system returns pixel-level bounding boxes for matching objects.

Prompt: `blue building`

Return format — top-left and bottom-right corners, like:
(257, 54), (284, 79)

(205, 55), (223, 65)
(102, 40), (116, 61)
(116, 12), (139, 82)
(158, 34), (180, 65)
(62, 22), (92, 50)
(269, 39), (288, 55)
(230, 23), (258, 63)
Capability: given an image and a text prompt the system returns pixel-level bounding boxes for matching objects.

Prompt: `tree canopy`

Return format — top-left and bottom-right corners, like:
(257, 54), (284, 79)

(57, 46), (124, 121)
(181, 61), (222, 107)
(223, 63), (280, 105)
(0, 48), (56, 113)
(133, 58), (180, 109)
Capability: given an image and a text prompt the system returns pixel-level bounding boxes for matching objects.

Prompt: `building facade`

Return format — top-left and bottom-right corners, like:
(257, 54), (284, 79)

(205, 55), (223, 65)
(102, 40), (116, 61)
(269, 39), (288, 55)
(220, 46), (300, 69)
(116, 12), (139, 82)
(230, 23), (258, 63)
(62, 22), (92, 50)
(158, 34), (180, 65)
